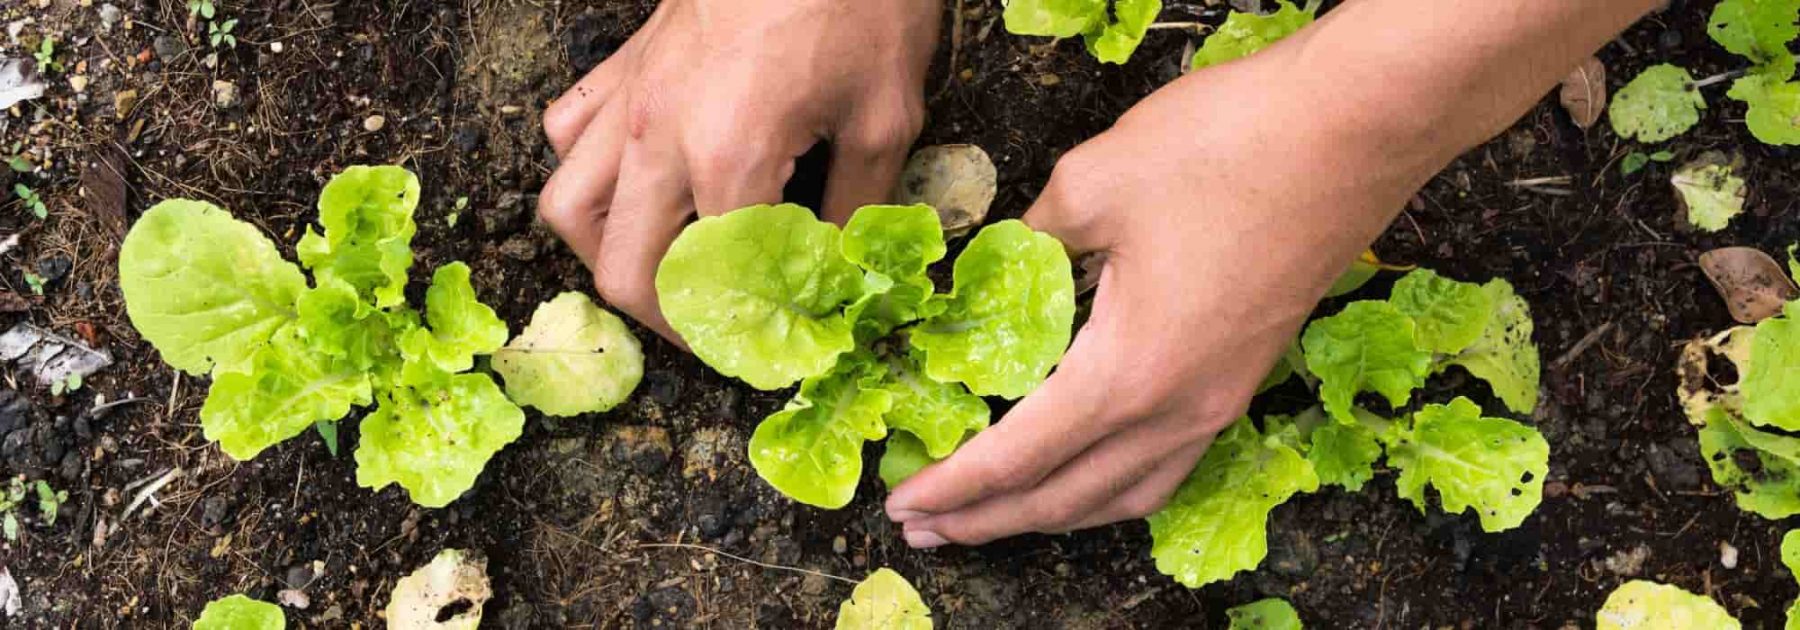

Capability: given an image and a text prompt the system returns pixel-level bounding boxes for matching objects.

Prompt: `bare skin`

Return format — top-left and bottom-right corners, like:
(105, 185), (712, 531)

(541, 0), (1665, 548)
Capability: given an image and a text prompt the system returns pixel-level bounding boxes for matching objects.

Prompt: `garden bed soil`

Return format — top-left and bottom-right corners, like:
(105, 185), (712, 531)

(2, 0), (1797, 627)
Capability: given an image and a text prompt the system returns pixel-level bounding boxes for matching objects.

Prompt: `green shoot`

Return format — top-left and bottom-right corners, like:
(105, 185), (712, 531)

(14, 184), (47, 219)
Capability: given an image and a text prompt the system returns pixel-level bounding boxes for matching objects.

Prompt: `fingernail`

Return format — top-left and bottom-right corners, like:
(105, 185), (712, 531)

(904, 530), (948, 549)
(888, 509), (930, 523)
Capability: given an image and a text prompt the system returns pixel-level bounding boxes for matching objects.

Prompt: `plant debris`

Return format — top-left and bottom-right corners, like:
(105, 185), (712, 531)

(0, 322), (113, 388)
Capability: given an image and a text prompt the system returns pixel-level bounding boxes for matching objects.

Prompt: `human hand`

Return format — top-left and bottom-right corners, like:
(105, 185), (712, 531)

(883, 44), (1454, 547)
(539, 0), (939, 341)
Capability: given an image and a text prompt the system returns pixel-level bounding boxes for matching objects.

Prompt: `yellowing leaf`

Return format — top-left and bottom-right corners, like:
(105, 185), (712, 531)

(386, 549), (490, 629)
(1596, 580), (1739, 630)
(1672, 152), (1747, 233)
(493, 292), (644, 416)
(1610, 64), (1704, 143)
(1443, 279), (1541, 415)
(835, 568), (932, 630)
(1226, 598), (1302, 630)
(193, 594), (284, 630)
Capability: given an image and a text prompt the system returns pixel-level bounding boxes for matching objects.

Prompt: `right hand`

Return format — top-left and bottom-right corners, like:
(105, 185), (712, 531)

(538, 0), (941, 343)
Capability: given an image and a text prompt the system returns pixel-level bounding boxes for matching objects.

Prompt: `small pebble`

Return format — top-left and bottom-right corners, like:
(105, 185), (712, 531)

(832, 535), (847, 555)
(269, 41), (284, 53)
(363, 115), (386, 132)
(1720, 541), (1739, 569)
(69, 75), (90, 93)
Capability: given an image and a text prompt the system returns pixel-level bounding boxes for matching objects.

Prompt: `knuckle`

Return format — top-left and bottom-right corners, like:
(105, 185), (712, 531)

(970, 457), (1033, 495)
(1029, 499), (1080, 530)
(591, 265), (642, 310)
(542, 99), (586, 148)
(1119, 490), (1172, 520)
(535, 184), (577, 227)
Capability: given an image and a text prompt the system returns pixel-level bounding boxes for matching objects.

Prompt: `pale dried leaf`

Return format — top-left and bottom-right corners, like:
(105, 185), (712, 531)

(0, 59), (45, 110)
(0, 566), (19, 617)
(0, 322), (112, 386)
(895, 144), (997, 238)
(1700, 247), (1798, 324)
(387, 549), (491, 630)
(1559, 57), (1607, 130)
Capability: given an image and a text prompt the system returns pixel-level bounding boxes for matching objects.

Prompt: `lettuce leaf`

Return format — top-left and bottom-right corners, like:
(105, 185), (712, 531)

(492, 292), (644, 416)
(911, 220), (1075, 399)
(1442, 279), (1541, 414)
(749, 354), (893, 508)
(1083, 0), (1161, 64)
(1784, 529), (1800, 629)
(1382, 398), (1548, 532)
(1147, 418), (1319, 588)
(1610, 64), (1705, 143)
(194, 594), (285, 630)
(1002, 0), (1108, 38)
(295, 275), (397, 372)
(199, 326), (372, 460)
(1597, 581), (1740, 630)
(355, 372), (526, 507)
(1307, 417), (1382, 492)
(119, 199), (306, 376)
(875, 350), (989, 459)
(835, 568), (932, 630)
(1191, 0), (1315, 70)
(657, 204), (863, 390)
(413, 262), (508, 373)
(842, 205), (945, 341)
(1728, 75), (1800, 146)
(1226, 598), (1302, 630)
(879, 431), (938, 488)
(296, 165), (420, 308)
(1696, 403), (1800, 518)
(1707, 0), (1799, 79)
(1388, 269), (1493, 355)
(1301, 301), (1431, 424)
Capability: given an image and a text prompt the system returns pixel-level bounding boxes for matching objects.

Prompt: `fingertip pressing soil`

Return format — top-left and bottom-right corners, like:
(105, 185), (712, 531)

(2, 0), (1796, 628)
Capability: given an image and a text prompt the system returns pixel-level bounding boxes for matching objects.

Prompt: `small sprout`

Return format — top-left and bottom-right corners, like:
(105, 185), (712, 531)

(22, 272), (45, 296)
(188, 0), (217, 19)
(0, 478), (25, 541)
(209, 19), (239, 49)
(448, 195), (468, 227)
(5, 156), (30, 173)
(14, 184), (46, 219)
(33, 38), (61, 75)
(1619, 149), (1675, 175)
(32, 481), (66, 527)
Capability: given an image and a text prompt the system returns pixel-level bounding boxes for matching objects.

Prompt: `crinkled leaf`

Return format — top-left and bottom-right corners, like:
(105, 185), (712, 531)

(911, 220), (1075, 399)
(1596, 581), (1740, 630)
(1707, 0), (1799, 79)
(1191, 0), (1315, 70)
(295, 165), (420, 308)
(657, 204), (863, 390)
(200, 326), (371, 460)
(411, 262), (507, 373)
(493, 292), (644, 416)
(1147, 418), (1319, 588)
(119, 199), (306, 375)
(1744, 305), (1800, 430)
(879, 431), (938, 488)
(194, 594), (285, 630)
(749, 354), (892, 508)
(836, 568), (932, 630)
(875, 350), (989, 459)
(1226, 598), (1302, 630)
(1388, 269), (1493, 354)
(1610, 65), (1705, 143)
(1307, 419), (1382, 492)
(1444, 279), (1541, 414)
(1301, 301), (1431, 424)
(355, 373), (526, 508)
(1083, 0), (1161, 64)
(1002, 0), (1107, 38)
(842, 204), (946, 279)
(848, 275), (937, 343)
(1383, 397), (1548, 532)
(1728, 75), (1800, 145)
(295, 275), (396, 372)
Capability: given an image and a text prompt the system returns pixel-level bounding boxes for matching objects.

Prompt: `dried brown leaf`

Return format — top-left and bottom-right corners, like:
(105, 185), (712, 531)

(1559, 57), (1607, 130)
(1699, 246), (1797, 324)
(80, 145), (130, 240)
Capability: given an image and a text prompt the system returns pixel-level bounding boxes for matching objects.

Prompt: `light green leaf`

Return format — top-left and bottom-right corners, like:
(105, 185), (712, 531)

(1596, 580), (1740, 630)
(200, 326), (372, 460)
(842, 204), (946, 279)
(416, 262), (508, 372)
(911, 220), (1075, 399)
(493, 292), (644, 416)
(1610, 64), (1705, 143)
(836, 568), (932, 630)
(657, 204), (863, 390)
(1383, 397), (1548, 532)
(875, 350), (989, 459)
(1672, 154), (1748, 232)
(1443, 279), (1541, 414)
(1707, 0), (1799, 79)
(1083, 0), (1162, 64)
(355, 372), (526, 508)
(295, 165), (420, 308)
(749, 354), (893, 509)
(879, 431), (939, 488)
(1301, 301), (1431, 425)
(194, 594), (285, 630)
(295, 275), (396, 372)
(1226, 598), (1303, 630)
(1191, 0), (1315, 70)
(1784, 529), (1800, 629)
(1696, 403), (1800, 518)
(848, 274), (937, 343)
(1147, 418), (1319, 588)
(1388, 269), (1493, 355)
(1307, 419), (1382, 492)
(1745, 302), (1800, 431)
(1728, 75), (1800, 145)
(1002, 0), (1107, 38)
(119, 199), (306, 376)
(1325, 250), (1383, 298)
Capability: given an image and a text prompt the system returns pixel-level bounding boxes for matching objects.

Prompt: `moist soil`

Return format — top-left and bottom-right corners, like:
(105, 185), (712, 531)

(2, 0), (1797, 627)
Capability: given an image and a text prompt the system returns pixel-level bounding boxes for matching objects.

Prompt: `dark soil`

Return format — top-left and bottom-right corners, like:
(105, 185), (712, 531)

(2, 0), (1797, 628)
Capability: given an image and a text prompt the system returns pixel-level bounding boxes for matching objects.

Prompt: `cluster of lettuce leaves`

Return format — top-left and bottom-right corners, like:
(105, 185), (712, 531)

(1612, 0), (1800, 145)
(1146, 269), (1547, 588)
(655, 203), (1073, 509)
(119, 166), (641, 509)
(835, 568), (933, 629)
(1189, 0), (1316, 70)
(193, 594), (284, 630)
(1679, 247), (1800, 519)
(1002, 0), (1163, 64)
(1226, 598), (1303, 630)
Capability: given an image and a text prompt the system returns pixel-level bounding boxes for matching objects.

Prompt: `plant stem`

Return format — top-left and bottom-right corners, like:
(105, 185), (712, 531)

(1691, 69), (1746, 90)
(1148, 21), (1211, 33)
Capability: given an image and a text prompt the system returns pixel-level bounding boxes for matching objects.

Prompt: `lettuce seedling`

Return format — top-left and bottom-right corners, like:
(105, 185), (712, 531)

(1003, 0), (1163, 64)
(1611, 0), (1800, 145)
(835, 568), (932, 630)
(657, 203), (1073, 508)
(1226, 598), (1302, 630)
(1190, 0), (1316, 70)
(194, 594), (285, 630)
(1596, 581), (1740, 629)
(120, 166), (546, 508)
(1149, 268), (1548, 587)
(1610, 64), (1708, 143)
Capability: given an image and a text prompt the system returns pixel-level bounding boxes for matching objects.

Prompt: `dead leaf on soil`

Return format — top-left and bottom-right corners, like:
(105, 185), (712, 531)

(387, 549), (491, 630)
(1672, 151), (1747, 233)
(0, 566), (19, 617)
(895, 144), (997, 238)
(1677, 327), (1753, 427)
(1559, 56), (1607, 130)
(1699, 247), (1798, 324)
(80, 145), (130, 240)
(0, 322), (113, 387)
(0, 59), (46, 110)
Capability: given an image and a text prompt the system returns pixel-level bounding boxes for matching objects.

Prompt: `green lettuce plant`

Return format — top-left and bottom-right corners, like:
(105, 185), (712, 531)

(1610, 0), (1800, 145)
(194, 594), (284, 630)
(119, 166), (641, 508)
(1190, 0), (1317, 70)
(1002, 0), (1163, 64)
(1148, 268), (1548, 588)
(1227, 598), (1303, 630)
(835, 568), (932, 629)
(656, 203), (1074, 508)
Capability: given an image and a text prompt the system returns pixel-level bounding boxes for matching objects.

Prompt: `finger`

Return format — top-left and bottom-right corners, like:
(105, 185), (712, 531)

(885, 324), (1116, 521)
(1059, 440), (1208, 533)
(598, 141), (693, 345)
(901, 419), (1208, 547)
(685, 124), (800, 217)
(820, 115), (918, 224)
(538, 101), (628, 269)
(1020, 151), (1119, 255)
(545, 48), (633, 158)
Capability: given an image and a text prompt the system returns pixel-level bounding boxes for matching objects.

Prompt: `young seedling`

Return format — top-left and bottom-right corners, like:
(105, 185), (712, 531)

(836, 569), (931, 629)
(49, 373), (82, 397)
(22, 272), (45, 296)
(1619, 149), (1675, 175)
(1002, 0), (1163, 64)
(209, 18), (239, 49)
(1610, 0), (1800, 145)
(0, 478), (25, 541)
(32, 481), (65, 527)
(33, 38), (60, 75)
(14, 184), (46, 219)
(194, 594), (284, 630)
(188, 0), (216, 19)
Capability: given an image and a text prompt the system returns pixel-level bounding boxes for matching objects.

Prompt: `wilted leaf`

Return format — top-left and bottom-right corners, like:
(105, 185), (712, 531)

(0, 322), (113, 387)
(895, 145), (997, 238)
(1560, 56), (1608, 129)
(387, 549), (491, 629)
(1672, 152), (1747, 232)
(1699, 246), (1798, 323)
(0, 59), (46, 110)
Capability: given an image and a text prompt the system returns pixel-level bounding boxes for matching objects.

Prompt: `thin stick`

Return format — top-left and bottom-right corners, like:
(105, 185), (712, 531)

(1690, 70), (1745, 90)
(637, 542), (857, 585)
(1148, 21), (1209, 32)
